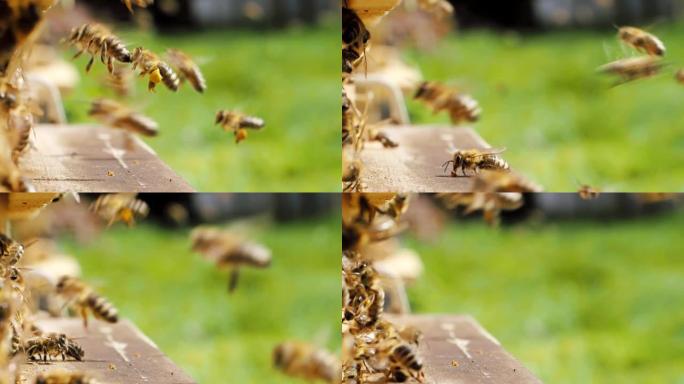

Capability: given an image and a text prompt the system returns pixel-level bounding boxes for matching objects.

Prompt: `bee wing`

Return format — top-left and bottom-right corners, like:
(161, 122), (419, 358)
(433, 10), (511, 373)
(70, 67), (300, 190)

(475, 147), (507, 156)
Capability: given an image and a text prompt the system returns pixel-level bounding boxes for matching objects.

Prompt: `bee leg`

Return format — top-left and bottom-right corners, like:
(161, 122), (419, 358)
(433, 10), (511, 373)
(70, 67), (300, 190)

(108, 57), (114, 74)
(72, 49), (85, 59)
(85, 56), (95, 73)
(80, 307), (89, 329)
(227, 269), (240, 293)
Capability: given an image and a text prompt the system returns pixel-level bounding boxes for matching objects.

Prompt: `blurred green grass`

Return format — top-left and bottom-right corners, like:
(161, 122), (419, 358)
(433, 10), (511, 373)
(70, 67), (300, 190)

(402, 23), (684, 191)
(402, 211), (684, 384)
(62, 22), (339, 192)
(60, 215), (340, 384)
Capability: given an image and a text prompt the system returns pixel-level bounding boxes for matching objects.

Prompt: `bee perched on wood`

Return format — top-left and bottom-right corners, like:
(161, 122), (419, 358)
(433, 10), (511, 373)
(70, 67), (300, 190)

(121, 0), (154, 13)
(618, 26), (666, 57)
(414, 81), (481, 124)
(190, 227), (272, 293)
(215, 110), (265, 144)
(443, 148), (510, 177)
(342, 6), (370, 75)
(35, 370), (101, 384)
(24, 332), (84, 362)
(130, 47), (179, 92)
(388, 343), (425, 383)
(598, 56), (664, 86)
(165, 49), (206, 93)
(273, 341), (340, 383)
(65, 23), (132, 73)
(90, 193), (150, 227)
(88, 98), (159, 137)
(55, 276), (119, 328)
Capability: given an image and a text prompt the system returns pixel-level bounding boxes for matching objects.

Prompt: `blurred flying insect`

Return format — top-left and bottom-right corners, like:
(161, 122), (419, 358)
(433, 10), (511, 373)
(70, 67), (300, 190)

(104, 65), (133, 97)
(0, 0), (56, 75)
(35, 370), (102, 384)
(443, 147), (510, 177)
(88, 98), (159, 137)
(24, 332), (85, 361)
(618, 26), (666, 57)
(65, 23), (132, 73)
(598, 56), (665, 86)
(273, 341), (340, 383)
(675, 69), (684, 85)
(121, 0), (153, 13)
(165, 48), (207, 93)
(190, 227), (272, 293)
(439, 193), (524, 227)
(90, 193), (150, 227)
(577, 184), (601, 200)
(215, 110), (265, 144)
(131, 47), (180, 92)
(56, 276), (119, 328)
(472, 169), (543, 193)
(414, 81), (481, 124)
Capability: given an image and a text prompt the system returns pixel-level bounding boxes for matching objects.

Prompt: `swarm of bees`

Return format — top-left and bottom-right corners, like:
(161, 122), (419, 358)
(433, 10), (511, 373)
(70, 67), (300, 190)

(190, 227), (272, 293)
(215, 110), (265, 144)
(414, 81), (481, 124)
(88, 99), (159, 137)
(90, 193), (149, 227)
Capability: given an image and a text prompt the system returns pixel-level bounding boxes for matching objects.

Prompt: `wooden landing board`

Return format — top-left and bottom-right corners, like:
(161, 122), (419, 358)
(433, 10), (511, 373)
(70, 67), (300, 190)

(388, 314), (542, 384)
(360, 125), (505, 192)
(19, 124), (194, 192)
(17, 318), (196, 384)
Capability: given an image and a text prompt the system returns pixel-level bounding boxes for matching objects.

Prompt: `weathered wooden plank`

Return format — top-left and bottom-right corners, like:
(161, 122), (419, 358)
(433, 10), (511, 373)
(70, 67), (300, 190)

(388, 314), (542, 384)
(17, 318), (196, 384)
(18, 124), (194, 193)
(360, 125), (508, 192)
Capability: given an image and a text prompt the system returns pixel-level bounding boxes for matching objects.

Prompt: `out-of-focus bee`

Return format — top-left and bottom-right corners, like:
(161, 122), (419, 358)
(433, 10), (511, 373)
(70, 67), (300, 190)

(368, 129), (399, 148)
(443, 148), (510, 177)
(90, 193), (149, 227)
(618, 26), (665, 57)
(388, 343), (424, 383)
(121, 0), (153, 13)
(88, 98), (158, 137)
(190, 227), (272, 293)
(35, 370), (101, 384)
(578, 184), (600, 200)
(414, 81), (481, 124)
(342, 157), (363, 192)
(598, 56), (664, 86)
(0, 0), (56, 75)
(66, 23), (132, 73)
(675, 69), (684, 85)
(342, 7), (370, 75)
(439, 193), (524, 227)
(472, 169), (543, 192)
(342, 88), (354, 145)
(215, 110), (265, 144)
(131, 47), (179, 92)
(104, 65), (133, 98)
(165, 49), (206, 93)
(273, 341), (340, 383)
(417, 0), (454, 19)
(0, 233), (24, 269)
(379, 194), (409, 219)
(635, 193), (678, 204)
(56, 276), (119, 328)
(24, 332), (84, 361)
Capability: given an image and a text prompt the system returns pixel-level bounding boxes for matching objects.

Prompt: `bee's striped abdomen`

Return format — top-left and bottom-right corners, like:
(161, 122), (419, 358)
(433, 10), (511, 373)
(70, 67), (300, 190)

(86, 293), (119, 323)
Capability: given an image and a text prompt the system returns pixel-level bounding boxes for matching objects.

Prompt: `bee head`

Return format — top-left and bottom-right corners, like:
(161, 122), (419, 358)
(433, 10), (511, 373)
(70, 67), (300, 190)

(215, 110), (225, 125)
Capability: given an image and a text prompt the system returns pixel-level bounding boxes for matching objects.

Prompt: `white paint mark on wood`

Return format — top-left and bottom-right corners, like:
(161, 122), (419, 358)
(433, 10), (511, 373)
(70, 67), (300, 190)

(447, 338), (472, 359)
(100, 326), (130, 363)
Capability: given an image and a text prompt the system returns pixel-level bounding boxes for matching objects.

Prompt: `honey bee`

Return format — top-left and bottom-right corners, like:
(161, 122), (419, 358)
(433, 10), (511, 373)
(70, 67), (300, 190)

(578, 184), (600, 200)
(190, 227), (272, 293)
(472, 169), (543, 193)
(439, 193), (524, 227)
(273, 341), (340, 383)
(342, 88), (354, 145)
(0, 0), (56, 75)
(24, 332), (84, 362)
(379, 194), (409, 219)
(675, 69), (684, 85)
(66, 23), (132, 73)
(368, 129), (399, 148)
(130, 47), (179, 92)
(214, 110), (265, 144)
(342, 7), (370, 75)
(388, 344), (424, 383)
(35, 371), (101, 384)
(0, 233), (24, 268)
(165, 49), (206, 93)
(599, 56), (664, 86)
(121, 0), (153, 13)
(443, 148), (509, 177)
(417, 0), (454, 19)
(90, 193), (149, 227)
(55, 276), (119, 328)
(414, 81), (481, 124)
(618, 27), (666, 57)
(88, 99), (158, 137)
(343, 157), (363, 192)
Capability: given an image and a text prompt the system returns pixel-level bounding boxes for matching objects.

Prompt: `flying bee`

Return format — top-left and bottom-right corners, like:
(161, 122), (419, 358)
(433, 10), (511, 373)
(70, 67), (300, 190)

(598, 56), (665, 86)
(24, 332), (84, 362)
(414, 81), (481, 124)
(342, 7), (370, 75)
(90, 193), (149, 227)
(35, 371), (101, 384)
(121, 0), (153, 13)
(472, 169), (543, 193)
(388, 343), (424, 383)
(578, 184), (600, 200)
(88, 99), (159, 137)
(56, 276), (119, 328)
(66, 23), (132, 73)
(273, 341), (340, 383)
(190, 227), (272, 293)
(618, 26), (666, 57)
(104, 65), (133, 97)
(675, 69), (684, 85)
(215, 110), (265, 144)
(165, 49), (206, 93)
(443, 147), (510, 177)
(131, 47), (179, 92)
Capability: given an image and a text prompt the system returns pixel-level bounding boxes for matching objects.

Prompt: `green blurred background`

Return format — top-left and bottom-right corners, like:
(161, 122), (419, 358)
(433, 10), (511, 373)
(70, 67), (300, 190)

(401, 197), (684, 384)
(401, 23), (684, 191)
(61, 21), (339, 192)
(58, 199), (340, 383)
